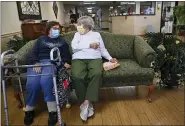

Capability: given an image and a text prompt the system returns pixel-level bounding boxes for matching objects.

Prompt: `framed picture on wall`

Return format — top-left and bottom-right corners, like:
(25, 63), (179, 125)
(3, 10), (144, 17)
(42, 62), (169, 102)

(17, 1), (42, 21)
(53, 1), (58, 18)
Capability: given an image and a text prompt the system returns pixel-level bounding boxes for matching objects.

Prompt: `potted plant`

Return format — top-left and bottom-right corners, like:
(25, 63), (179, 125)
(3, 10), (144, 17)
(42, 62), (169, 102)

(145, 33), (185, 88)
(173, 5), (185, 36)
(7, 35), (28, 52)
(145, 5), (185, 88)
(173, 5), (185, 25)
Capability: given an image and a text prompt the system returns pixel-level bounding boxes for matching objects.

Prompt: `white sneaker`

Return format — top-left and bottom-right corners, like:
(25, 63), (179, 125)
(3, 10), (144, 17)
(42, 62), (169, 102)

(80, 103), (89, 121)
(88, 102), (94, 117)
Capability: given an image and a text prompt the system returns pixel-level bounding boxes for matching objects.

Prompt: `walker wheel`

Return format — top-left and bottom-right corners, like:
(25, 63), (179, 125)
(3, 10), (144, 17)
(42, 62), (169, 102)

(66, 103), (71, 109)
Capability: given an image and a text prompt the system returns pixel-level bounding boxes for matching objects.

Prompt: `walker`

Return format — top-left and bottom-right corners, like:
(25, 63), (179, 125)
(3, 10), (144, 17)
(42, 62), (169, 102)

(1, 47), (67, 126)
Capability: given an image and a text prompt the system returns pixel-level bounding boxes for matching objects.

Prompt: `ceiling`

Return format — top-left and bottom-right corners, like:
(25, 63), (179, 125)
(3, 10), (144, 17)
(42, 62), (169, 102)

(63, 1), (115, 14)
(63, 1), (131, 14)
(63, 1), (114, 6)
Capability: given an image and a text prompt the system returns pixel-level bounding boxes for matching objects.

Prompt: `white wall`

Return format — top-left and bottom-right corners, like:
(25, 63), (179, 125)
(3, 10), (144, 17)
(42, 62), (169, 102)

(134, 2), (162, 35)
(1, 1), (65, 35)
(40, 2), (65, 25)
(135, 2), (140, 14)
(111, 2), (162, 35)
(1, 2), (22, 35)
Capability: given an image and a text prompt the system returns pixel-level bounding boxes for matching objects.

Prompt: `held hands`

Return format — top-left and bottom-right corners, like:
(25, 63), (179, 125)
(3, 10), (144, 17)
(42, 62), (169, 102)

(33, 63), (71, 73)
(90, 43), (99, 49)
(64, 63), (71, 69)
(110, 58), (118, 63)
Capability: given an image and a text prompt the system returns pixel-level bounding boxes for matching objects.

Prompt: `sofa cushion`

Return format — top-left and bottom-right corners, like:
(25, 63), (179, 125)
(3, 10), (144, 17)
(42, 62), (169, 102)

(103, 59), (154, 87)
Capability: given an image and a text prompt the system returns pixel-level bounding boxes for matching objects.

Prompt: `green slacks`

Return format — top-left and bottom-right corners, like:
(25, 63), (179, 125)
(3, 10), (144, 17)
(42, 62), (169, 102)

(71, 59), (103, 104)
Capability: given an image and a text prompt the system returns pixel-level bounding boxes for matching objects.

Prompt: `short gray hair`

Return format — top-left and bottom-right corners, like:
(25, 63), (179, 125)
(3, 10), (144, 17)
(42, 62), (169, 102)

(77, 16), (94, 30)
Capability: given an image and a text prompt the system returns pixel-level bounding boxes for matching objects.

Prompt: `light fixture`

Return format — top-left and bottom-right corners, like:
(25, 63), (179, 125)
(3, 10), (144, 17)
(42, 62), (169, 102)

(83, 2), (91, 4)
(83, 1), (96, 4)
(128, 2), (136, 4)
(88, 10), (92, 13)
(87, 7), (93, 10)
(121, 2), (128, 5)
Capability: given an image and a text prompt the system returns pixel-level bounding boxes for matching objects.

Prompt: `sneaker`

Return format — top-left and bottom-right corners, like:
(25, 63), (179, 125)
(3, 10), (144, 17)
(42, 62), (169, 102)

(80, 103), (89, 121)
(48, 112), (58, 126)
(88, 102), (94, 117)
(24, 110), (34, 125)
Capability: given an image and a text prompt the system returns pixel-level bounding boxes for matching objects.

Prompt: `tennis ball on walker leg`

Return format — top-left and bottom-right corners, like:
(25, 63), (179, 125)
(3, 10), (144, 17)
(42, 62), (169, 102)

(23, 107), (26, 111)
(66, 103), (71, 109)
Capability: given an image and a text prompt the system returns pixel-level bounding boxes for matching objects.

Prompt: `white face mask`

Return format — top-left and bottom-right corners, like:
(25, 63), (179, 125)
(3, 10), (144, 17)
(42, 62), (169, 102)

(77, 25), (86, 34)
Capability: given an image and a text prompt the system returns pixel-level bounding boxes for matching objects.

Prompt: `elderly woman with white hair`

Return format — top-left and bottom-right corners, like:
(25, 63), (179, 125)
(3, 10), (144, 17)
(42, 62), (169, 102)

(71, 16), (118, 121)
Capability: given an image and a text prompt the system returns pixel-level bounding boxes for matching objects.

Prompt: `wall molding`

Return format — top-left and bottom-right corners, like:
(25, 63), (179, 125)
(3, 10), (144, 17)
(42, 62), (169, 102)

(1, 31), (22, 38)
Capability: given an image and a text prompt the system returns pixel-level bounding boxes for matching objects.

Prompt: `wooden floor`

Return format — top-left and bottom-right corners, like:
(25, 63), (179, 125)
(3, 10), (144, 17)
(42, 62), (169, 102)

(1, 86), (184, 126)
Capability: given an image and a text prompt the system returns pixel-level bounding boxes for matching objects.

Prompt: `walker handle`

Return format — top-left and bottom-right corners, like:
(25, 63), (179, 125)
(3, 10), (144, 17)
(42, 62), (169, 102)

(50, 47), (62, 62)
(1, 49), (16, 66)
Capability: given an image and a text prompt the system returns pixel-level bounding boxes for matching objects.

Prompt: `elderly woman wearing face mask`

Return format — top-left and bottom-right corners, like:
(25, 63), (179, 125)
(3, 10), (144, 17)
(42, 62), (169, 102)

(71, 16), (118, 121)
(24, 21), (71, 126)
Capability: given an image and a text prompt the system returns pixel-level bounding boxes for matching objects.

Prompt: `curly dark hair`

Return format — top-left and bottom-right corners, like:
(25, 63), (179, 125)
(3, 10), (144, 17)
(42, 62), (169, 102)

(45, 21), (60, 34)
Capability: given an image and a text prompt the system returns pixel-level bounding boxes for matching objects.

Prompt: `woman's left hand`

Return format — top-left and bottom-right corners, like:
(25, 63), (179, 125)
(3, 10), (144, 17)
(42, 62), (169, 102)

(64, 63), (71, 69)
(110, 58), (118, 63)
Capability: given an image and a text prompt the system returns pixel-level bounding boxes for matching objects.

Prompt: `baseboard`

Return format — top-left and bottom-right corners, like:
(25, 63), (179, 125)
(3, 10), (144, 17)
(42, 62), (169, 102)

(1, 31), (22, 38)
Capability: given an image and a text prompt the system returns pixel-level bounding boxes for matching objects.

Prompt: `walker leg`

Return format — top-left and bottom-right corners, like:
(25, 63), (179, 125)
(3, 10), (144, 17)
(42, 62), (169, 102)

(66, 99), (71, 109)
(2, 79), (9, 126)
(50, 47), (66, 126)
(52, 70), (66, 126)
(15, 59), (26, 110)
(14, 92), (23, 108)
(1, 49), (16, 126)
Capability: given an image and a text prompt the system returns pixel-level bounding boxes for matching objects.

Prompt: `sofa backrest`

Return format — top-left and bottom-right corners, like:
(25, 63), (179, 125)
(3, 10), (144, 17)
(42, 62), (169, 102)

(62, 32), (75, 54)
(63, 31), (135, 59)
(15, 39), (37, 65)
(100, 32), (135, 59)
(16, 31), (136, 66)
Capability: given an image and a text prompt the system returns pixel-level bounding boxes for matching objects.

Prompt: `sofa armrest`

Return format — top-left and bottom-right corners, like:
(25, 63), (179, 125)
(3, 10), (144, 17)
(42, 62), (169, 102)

(134, 36), (156, 68)
(15, 39), (37, 65)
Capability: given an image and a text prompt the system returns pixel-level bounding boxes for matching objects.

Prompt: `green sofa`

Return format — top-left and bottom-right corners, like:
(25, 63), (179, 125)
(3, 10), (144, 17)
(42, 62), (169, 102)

(13, 31), (156, 101)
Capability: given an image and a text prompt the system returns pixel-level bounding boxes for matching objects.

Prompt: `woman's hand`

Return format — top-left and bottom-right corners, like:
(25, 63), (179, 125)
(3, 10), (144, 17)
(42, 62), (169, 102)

(110, 58), (118, 63)
(33, 67), (42, 73)
(90, 43), (99, 49)
(64, 63), (71, 69)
